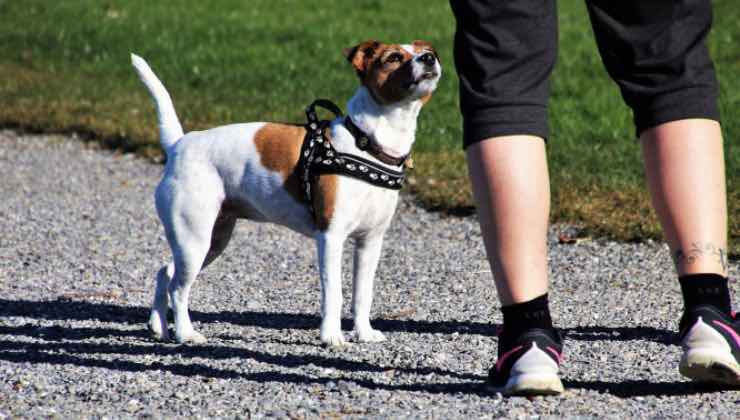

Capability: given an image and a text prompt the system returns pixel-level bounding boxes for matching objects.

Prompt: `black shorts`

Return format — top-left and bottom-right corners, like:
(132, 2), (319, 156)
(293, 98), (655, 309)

(451, 0), (721, 148)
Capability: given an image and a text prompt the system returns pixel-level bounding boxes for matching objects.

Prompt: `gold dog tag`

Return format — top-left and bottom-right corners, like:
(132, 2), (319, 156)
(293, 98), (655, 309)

(404, 156), (414, 170)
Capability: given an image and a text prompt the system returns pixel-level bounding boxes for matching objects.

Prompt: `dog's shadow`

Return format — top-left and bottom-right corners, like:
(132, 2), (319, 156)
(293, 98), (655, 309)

(0, 298), (674, 342)
(0, 298), (727, 398)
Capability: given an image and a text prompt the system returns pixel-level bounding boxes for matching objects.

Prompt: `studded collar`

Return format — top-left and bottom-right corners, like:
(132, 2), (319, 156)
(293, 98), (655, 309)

(343, 116), (410, 167)
(297, 99), (406, 214)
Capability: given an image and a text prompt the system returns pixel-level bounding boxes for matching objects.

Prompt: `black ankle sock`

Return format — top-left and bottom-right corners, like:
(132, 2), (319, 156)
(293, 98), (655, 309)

(679, 273), (731, 315)
(501, 293), (553, 338)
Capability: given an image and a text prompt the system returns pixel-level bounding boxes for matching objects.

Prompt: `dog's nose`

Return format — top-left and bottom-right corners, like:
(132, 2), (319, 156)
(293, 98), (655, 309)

(417, 52), (436, 67)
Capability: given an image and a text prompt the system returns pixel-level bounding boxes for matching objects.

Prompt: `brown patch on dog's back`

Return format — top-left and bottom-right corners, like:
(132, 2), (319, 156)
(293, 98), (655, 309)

(254, 123), (339, 230)
(253, 123), (306, 202)
(312, 174), (339, 231)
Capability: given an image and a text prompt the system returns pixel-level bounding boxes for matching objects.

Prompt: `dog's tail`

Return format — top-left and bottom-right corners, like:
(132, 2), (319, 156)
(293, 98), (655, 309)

(130, 53), (184, 152)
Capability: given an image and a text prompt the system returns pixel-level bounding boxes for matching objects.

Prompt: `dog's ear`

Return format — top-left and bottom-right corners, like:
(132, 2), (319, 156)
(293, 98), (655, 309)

(343, 40), (380, 78)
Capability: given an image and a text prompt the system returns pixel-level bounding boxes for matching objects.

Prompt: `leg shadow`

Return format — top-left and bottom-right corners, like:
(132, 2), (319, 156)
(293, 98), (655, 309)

(563, 379), (733, 397)
(562, 325), (675, 345)
(0, 298), (674, 344)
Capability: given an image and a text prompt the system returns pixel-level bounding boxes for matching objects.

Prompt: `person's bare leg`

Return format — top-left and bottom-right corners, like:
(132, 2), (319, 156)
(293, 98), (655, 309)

(640, 119), (728, 276)
(466, 136), (550, 305)
(643, 118), (740, 385)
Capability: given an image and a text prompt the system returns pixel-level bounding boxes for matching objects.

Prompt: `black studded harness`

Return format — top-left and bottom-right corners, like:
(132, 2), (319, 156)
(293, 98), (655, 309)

(298, 99), (407, 214)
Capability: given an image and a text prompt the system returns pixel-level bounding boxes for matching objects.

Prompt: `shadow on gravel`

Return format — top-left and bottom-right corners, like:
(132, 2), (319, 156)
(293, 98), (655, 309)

(0, 335), (727, 398)
(1, 298), (731, 398)
(0, 298), (674, 343)
(0, 332), (475, 379)
(0, 328), (488, 395)
(562, 379), (731, 397)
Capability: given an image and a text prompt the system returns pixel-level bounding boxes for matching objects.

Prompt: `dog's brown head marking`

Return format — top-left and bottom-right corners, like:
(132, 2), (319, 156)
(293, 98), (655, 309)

(411, 40), (439, 59)
(344, 40), (382, 79)
(344, 39), (440, 105)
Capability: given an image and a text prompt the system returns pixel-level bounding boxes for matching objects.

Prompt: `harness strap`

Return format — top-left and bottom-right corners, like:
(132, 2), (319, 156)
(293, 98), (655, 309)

(305, 99), (344, 123)
(298, 99), (406, 216)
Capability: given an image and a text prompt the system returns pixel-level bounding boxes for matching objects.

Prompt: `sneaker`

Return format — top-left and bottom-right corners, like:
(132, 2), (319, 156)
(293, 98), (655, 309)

(487, 328), (564, 396)
(678, 305), (740, 386)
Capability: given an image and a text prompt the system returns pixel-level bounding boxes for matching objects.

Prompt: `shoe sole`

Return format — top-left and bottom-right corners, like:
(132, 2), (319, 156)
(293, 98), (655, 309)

(680, 348), (740, 387)
(488, 373), (564, 396)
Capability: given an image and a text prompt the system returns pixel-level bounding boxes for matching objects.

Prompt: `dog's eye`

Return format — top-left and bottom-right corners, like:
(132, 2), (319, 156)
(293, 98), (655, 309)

(386, 53), (404, 63)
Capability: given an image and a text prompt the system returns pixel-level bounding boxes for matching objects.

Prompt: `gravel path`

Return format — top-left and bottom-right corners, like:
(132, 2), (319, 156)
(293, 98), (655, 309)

(0, 130), (738, 419)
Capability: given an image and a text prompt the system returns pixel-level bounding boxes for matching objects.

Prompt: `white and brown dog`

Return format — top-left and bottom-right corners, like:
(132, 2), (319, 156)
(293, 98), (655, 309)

(131, 40), (441, 347)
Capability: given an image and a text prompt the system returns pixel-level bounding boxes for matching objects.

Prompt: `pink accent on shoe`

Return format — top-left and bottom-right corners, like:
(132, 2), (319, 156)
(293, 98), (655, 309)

(546, 346), (563, 364)
(495, 345), (524, 372)
(712, 320), (740, 348)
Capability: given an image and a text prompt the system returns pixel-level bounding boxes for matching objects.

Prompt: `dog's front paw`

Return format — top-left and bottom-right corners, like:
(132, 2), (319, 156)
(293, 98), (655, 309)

(320, 330), (349, 348)
(175, 330), (207, 345)
(355, 327), (386, 343)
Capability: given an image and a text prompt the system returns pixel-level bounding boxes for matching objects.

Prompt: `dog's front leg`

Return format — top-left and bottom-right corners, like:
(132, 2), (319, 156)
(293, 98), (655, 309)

(316, 232), (347, 347)
(351, 233), (386, 342)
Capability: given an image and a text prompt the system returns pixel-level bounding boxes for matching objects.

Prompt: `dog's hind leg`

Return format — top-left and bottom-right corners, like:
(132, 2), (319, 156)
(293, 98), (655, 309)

(152, 207), (234, 344)
(148, 262), (174, 341)
(157, 180), (224, 345)
(201, 211), (237, 270)
(167, 230), (213, 344)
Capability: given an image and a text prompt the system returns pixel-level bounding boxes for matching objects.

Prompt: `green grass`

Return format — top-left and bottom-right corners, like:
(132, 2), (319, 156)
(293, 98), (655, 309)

(0, 0), (737, 254)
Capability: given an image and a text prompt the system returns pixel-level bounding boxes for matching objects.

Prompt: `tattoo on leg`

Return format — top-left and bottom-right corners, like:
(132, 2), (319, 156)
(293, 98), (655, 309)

(673, 242), (728, 273)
